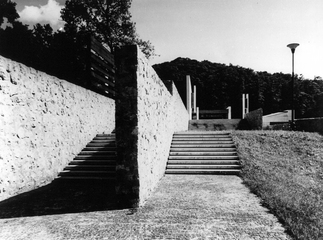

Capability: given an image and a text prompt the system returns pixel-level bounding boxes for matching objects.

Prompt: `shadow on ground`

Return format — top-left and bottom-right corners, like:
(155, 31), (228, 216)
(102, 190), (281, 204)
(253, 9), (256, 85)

(0, 179), (118, 219)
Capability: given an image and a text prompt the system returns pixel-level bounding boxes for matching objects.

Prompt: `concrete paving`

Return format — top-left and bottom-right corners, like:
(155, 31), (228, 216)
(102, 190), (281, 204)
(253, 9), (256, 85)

(0, 175), (292, 240)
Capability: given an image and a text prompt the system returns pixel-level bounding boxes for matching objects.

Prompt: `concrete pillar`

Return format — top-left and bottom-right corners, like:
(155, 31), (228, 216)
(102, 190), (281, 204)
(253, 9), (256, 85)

(186, 75), (192, 120)
(193, 85), (197, 113)
(242, 94), (249, 118)
(226, 106), (231, 119)
(242, 94), (245, 118)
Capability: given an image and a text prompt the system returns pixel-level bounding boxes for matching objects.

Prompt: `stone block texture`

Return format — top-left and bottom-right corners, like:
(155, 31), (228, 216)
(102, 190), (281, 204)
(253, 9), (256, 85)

(0, 55), (115, 201)
(115, 46), (188, 207)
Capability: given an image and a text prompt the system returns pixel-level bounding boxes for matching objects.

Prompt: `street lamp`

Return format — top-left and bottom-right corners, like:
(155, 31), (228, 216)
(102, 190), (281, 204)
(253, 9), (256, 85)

(287, 43), (299, 129)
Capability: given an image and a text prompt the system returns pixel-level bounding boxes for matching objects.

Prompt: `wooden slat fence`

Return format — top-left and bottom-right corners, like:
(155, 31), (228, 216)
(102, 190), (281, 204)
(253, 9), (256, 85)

(87, 36), (116, 99)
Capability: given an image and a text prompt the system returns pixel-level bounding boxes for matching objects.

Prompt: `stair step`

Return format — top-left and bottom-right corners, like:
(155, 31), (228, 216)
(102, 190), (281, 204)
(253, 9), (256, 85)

(93, 137), (116, 140)
(168, 160), (240, 164)
(166, 132), (240, 175)
(173, 138), (233, 141)
(96, 134), (115, 137)
(56, 133), (117, 181)
(65, 165), (115, 170)
(83, 147), (117, 151)
(57, 176), (115, 180)
(170, 148), (236, 152)
(170, 151), (237, 156)
(175, 132), (230, 135)
(74, 155), (116, 160)
(88, 141), (116, 144)
(172, 141), (233, 144)
(167, 164), (241, 169)
(171, 144), (235, 148)
(70, 160), (116, 164)
(173, 137), (231, 140)
(169, 155), (239, 160)
(59, 170), (115, 176)
(174, 134), (231, 137)
(165, 169), (240, 174)
(79, 151), (116, 155)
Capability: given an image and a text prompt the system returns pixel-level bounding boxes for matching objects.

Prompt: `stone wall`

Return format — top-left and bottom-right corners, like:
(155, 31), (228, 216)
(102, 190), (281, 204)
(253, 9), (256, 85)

(0, 56), (115, 201)
(115, 46), (188, 207)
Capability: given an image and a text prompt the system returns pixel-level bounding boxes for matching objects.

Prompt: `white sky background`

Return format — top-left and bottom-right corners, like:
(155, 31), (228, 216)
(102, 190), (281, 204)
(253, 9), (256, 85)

(13, 0), (323, 79)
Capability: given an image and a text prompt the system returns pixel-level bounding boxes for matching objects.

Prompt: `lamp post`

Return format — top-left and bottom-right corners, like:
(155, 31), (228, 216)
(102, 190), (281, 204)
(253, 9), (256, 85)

(287, 43), (299, 129)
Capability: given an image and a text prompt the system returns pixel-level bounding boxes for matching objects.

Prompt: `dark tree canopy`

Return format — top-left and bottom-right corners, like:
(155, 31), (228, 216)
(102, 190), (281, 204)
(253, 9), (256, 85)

(153, 58), (323, 119)
(0, 0), (157, 88)
(0, 0), (35, 67)
(61, 0), (155, 58)
(0, 0), (19, 25)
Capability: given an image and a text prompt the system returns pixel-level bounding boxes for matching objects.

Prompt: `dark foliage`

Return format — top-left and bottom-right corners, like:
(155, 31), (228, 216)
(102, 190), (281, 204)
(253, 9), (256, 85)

(0, 22), (87, 86)
(61, 0), (155, 58)
(0, 0), (19, 25)
(0, 0), (154, 90)
(238, 108), (263, 130)
(153, 58), (323, 119)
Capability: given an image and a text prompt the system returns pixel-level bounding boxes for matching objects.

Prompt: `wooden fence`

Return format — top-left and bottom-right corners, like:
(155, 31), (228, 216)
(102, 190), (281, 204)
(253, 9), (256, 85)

(87, 36), (116, 99)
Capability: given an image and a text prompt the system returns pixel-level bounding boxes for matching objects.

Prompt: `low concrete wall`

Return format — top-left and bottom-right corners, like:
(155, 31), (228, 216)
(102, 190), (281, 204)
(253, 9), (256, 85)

(0, 56), (115, 201)
(295, 118), (323, 135)
(115, 45), (188, 207)
(189, 119), (241, 131)
(263, 110), (291, 128)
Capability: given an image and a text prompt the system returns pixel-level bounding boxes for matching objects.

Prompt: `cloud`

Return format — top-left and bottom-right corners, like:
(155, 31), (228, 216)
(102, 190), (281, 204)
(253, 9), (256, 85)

(18, 0), (64, 29)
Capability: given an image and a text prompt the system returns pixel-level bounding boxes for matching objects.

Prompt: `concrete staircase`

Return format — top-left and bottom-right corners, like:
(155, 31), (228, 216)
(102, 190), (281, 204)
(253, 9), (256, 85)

(57, 134), (116, 180)
(166, 132), (241, 175)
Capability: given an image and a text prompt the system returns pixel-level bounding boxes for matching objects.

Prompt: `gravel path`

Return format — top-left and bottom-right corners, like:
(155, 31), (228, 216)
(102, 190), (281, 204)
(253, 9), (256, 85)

(0, 175), (292, 240)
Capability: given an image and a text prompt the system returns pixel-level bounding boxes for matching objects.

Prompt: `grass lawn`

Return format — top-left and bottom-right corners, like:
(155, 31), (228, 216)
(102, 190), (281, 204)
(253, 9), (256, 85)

(232, 130), (323, 240)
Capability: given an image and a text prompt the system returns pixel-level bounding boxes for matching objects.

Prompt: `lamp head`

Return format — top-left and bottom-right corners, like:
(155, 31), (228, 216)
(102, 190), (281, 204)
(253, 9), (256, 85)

(287, 43), (299, 53)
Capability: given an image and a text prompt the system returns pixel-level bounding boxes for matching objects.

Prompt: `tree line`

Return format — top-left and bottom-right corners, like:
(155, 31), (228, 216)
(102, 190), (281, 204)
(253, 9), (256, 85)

(0, 0), (154, 88)
(153, 58), (323, 119)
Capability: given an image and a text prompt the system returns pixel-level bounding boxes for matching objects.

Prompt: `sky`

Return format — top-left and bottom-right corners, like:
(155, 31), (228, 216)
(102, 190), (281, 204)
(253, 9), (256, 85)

(11, 0), (323, 79)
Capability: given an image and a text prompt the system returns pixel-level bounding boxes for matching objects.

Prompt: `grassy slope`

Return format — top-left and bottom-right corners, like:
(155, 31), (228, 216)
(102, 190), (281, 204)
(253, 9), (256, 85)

(232, 131), (323, 240)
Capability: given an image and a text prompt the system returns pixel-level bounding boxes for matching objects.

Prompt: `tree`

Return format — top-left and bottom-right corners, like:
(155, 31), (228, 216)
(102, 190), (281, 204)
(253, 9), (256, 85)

(0, 0), (19, 25)
(61, 0), (155, 58)
(153, 58), (323, 118)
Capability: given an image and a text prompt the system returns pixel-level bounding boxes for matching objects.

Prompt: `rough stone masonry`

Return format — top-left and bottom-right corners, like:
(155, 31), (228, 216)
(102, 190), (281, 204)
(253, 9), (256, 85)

(0, 55), (115, 201)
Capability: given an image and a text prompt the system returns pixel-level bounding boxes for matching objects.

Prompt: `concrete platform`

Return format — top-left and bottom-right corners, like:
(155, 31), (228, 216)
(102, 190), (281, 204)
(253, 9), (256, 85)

(0, 175), (291, 239)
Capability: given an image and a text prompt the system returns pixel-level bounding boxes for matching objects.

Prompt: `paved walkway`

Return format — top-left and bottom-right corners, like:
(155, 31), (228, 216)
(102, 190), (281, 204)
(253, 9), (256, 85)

(0, 175), (291, 240)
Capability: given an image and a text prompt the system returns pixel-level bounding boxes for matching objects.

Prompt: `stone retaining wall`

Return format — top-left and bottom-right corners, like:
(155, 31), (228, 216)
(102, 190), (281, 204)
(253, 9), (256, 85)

(115, 46), (188, 207)
(189, 119), (241, 131)
(0, 56), (115, 201)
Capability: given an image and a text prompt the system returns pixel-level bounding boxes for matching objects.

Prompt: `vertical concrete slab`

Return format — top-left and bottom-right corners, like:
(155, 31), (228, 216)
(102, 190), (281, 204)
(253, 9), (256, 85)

(115, 45), (189, 208)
